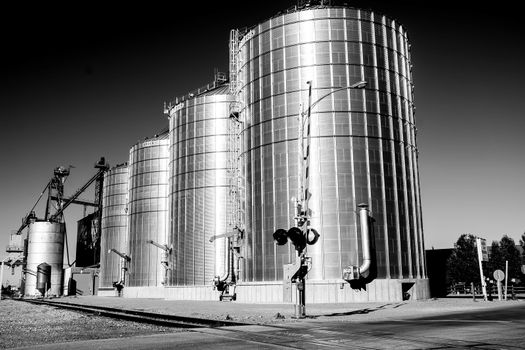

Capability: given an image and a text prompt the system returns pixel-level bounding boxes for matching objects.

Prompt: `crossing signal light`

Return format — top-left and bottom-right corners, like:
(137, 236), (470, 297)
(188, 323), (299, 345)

(287, 227), (306, 252)
(273, 227), (319, 254)
(273, 229), (288, 245)
(306, 228), (319, 245)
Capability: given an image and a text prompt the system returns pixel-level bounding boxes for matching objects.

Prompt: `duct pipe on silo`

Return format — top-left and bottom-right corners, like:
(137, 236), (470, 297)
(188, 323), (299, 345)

(342, 203), (371, 281)
(217, 239), (230, 283)
(358, 203), (371, 278)
(209, 233), (230, 284)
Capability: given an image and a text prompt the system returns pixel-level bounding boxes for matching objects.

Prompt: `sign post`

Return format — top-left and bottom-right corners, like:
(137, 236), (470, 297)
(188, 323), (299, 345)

(476, 237), (488, 301)
(0, 260), (4, 300)
(504, 260), (508, 301)
(493, 269), (505, 301)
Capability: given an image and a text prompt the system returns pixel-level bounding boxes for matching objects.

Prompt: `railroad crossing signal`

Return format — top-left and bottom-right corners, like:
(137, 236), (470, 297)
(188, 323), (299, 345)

(273, 227), (319, 255)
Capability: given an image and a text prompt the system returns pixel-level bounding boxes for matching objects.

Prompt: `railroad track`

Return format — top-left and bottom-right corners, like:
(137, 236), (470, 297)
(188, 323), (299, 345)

(19, 298), (248, 329)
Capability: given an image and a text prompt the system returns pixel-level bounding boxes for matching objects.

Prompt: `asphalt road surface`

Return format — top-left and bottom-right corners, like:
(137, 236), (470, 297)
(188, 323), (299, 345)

(13, 302), (525, 349)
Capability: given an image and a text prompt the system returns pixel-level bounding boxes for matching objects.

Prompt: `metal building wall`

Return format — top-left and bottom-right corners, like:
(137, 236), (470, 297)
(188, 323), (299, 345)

(24, 221), (65, 296)
(168, 84), (234, 286)
(237, 6), (425, 281)
(128, 134), (169, 287)
(99, 164), (129, 288)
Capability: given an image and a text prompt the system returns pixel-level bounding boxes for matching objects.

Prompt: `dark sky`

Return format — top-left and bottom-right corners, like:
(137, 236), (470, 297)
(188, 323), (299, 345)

(1, 1), (524, 270)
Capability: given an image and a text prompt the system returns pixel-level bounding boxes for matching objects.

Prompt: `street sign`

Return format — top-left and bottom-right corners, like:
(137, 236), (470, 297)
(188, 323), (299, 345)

(476, 238), (488, 262)
(480, 239), (488, 262)
(493, 269), (505, 282)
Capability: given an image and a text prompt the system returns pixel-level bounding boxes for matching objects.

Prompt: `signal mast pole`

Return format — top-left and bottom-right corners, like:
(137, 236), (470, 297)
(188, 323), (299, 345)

(293, 81), (313, 318)
(274, 80), (366, 318)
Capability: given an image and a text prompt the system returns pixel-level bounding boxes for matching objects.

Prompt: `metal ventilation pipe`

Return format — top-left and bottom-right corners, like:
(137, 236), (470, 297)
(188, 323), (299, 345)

(216, 240), (231, 284)
(343, 203), (371, 281)
(357, 203), (371, 278)
(210, 233), (230, 284)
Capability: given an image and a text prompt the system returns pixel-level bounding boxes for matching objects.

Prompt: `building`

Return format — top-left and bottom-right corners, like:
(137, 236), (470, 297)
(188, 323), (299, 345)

(167, 80), (234, 289)
(99, 1), (429, 302)
(127, 133), (170, 288)
(99, 163), (129, 292)
(233, 2), (427, 301)
(426, 248), (453, 297)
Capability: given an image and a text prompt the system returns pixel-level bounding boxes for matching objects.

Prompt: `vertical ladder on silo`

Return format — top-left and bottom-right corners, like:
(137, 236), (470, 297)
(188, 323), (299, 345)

(213, 29), (245, 301)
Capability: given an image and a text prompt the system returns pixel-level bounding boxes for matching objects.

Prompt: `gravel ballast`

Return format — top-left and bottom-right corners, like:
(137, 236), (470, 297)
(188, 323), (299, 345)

(0, 299), (182, 349)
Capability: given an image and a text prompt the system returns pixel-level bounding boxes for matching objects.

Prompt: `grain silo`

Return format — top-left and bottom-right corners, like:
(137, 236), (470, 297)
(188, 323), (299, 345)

(167, 78), (235, 289)
(98, 163), (129, 291)
(24, 221), (65, 296)
(233, 2), (428, 301)
(127, 132), (170, 287)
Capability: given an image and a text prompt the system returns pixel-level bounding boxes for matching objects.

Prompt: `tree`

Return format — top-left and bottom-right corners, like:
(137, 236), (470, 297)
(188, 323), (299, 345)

(446, 234), (480, 285)
(486, 235), (522, 284)
(521, 232), (525, 264)
(488, 240), (503, 275)
(497, 235), (522, 279)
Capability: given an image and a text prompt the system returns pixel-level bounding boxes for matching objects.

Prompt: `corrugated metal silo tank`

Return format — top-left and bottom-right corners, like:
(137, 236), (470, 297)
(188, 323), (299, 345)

(99, 163), (129, 289)
(235, 4), (428, 301)
(167, 83), (235, 286)
(128, 132), (170, 287)
(24, 221), (65, 296)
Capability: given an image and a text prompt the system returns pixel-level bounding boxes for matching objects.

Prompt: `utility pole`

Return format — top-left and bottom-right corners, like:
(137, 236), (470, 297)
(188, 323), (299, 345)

(0, 258), (5, 300)
(504, 260), (508, 301)
(476, 237), (488, 301)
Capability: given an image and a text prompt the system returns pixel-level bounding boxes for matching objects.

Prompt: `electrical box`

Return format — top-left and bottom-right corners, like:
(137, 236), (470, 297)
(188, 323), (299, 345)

(283, 259), (301, 302)
(343, 265), (360, 281)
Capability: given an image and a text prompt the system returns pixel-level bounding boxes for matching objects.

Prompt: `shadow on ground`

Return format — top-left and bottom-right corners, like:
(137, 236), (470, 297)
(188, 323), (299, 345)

(309, 302), (406, 318)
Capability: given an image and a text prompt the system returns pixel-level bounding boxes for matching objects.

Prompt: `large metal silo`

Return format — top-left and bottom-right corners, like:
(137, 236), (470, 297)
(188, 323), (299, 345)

(128, 133), (169, 287)
(24, 221), (65, 296)
(167, 82), (235, 286)
(99, 163), (129, 288)
(236, 5), (426, 286)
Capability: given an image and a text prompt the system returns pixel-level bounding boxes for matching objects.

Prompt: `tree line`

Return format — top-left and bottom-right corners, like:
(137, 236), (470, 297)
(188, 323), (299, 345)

(446, 233), (525, 286)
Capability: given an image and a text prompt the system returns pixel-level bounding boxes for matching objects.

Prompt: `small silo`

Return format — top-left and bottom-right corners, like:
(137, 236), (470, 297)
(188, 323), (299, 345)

(167, 80), (235, 286)
(234, 2), (427, 301)
(24, 221), (65, 296)
(99, 163), (129, 289)
(127, 132), (170, 287)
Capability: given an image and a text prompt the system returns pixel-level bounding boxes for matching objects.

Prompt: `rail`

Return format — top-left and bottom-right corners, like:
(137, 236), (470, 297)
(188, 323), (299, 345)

(17, 298), (247, 328)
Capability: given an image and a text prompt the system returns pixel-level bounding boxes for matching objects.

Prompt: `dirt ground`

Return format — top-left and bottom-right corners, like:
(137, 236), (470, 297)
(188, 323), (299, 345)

(0, 299), (182, 349)
(49, 295), (524, 324)
(1, 297), (522, 349)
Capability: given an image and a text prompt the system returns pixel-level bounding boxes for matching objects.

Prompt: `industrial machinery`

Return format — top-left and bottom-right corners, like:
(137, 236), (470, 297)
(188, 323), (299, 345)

(210, 228), (244, 301)
(206, 33), (247, 302)
(7, 157), (109, 297)
(108, 248), (131, 296)
(146, 239), (173, 285)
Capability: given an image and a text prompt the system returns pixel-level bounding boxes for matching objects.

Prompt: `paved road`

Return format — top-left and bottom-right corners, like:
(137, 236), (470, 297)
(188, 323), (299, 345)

(13, 303), (525, 349)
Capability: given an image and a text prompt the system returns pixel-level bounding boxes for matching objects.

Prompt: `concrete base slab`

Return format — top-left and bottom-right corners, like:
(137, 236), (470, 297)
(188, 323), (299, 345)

(116, 278), (429, 303)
